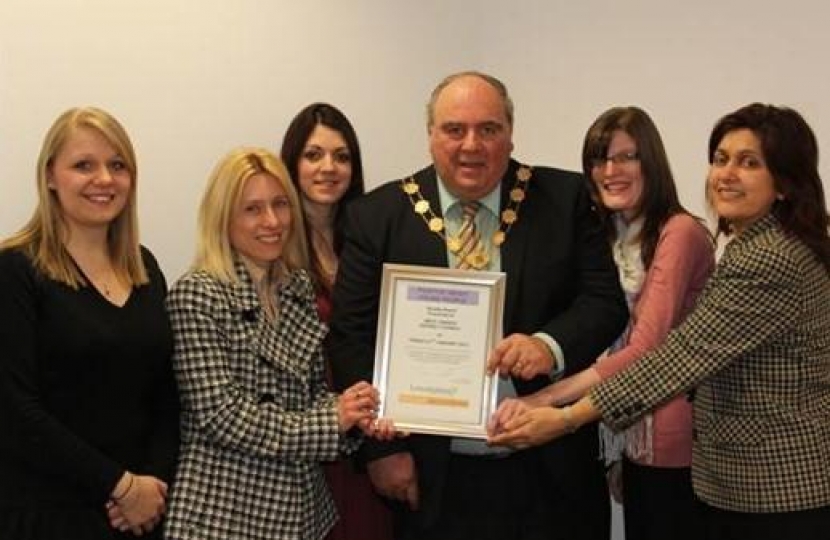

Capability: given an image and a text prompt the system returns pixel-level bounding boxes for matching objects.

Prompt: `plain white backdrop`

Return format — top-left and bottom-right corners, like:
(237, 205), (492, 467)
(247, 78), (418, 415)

(2, 2), (829, 536)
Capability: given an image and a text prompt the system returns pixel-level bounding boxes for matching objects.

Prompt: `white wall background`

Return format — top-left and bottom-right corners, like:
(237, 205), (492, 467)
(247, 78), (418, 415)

(2, 1), (829, 536)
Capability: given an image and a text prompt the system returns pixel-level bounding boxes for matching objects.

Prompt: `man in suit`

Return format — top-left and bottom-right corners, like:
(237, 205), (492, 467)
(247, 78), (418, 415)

(328, 71), (628, 540)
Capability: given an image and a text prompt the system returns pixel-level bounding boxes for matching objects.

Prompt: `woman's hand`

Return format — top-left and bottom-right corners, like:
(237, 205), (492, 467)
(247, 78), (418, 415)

(487, 396), (538, 436)
(109, 472), (168, 535)
(364, 417), (405, 441)
(489, 396), (600, 449)
(488, 406), (572, 449)
(337, 381), (379, 432)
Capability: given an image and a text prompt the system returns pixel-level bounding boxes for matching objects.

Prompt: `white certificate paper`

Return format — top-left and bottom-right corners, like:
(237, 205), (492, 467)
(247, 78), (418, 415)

(373, 264), (505, 438)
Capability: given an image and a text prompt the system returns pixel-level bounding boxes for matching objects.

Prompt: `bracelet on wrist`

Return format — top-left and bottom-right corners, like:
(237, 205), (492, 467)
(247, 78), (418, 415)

(560, 405), (578, 434)
(112, 473), (134, 502)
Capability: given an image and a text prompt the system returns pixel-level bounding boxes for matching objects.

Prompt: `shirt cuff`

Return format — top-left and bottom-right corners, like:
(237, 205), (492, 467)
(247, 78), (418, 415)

(533, 332), (564, 379)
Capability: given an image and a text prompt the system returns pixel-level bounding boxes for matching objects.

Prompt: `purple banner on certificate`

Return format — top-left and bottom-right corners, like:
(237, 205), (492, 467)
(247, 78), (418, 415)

(407, 286), (480, 305)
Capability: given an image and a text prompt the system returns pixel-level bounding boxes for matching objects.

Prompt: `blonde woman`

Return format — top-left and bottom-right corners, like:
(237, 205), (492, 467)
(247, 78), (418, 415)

(0, 107), (178, 539)
(164, 148), (379, 540)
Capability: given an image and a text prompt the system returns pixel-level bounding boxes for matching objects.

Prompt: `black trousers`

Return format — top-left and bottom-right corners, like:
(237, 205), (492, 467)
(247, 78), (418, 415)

(396, 451), (609, 540)
(699, 501), (830, 540)
(621, 457), (702, 540)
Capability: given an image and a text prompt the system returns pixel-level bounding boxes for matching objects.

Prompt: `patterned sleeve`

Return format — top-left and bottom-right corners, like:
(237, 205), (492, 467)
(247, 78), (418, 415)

(300, 281), (361, 455)
(167, 273), (341, 462)
(307, 344), (361, 455)
(591, 238), (802, 430)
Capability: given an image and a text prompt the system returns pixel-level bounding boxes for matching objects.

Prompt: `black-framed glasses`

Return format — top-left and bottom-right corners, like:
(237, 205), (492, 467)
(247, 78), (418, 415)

(590, 151), (640, 168)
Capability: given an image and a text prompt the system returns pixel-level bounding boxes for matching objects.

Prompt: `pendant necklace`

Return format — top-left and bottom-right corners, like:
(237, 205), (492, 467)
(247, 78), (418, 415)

(401, 165), (532, 270)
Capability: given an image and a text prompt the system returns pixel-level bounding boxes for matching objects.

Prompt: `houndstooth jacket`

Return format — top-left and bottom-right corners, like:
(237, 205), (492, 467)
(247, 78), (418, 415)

(164, 261), (352, 540)
(592, 214), (830, 513)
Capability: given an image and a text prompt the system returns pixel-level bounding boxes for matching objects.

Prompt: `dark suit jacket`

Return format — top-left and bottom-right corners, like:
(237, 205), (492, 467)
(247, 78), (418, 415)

(329, 159), (628, 528)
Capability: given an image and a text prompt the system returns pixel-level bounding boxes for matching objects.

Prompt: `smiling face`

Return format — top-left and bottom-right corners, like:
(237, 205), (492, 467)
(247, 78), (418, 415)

(297, 123), (352, 208)
(591, 130), (644, 220)
(708, 128), (780, 234)
(229, 172), (293, 273)
(428, 75), (513, 200)
(47, 126), (131, 235)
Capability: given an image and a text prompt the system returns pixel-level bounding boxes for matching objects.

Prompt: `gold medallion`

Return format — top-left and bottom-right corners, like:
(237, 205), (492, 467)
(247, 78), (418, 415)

(468, 251), (490, 269)
(510, 188), (525, 202)
(403, 182), (419, 195)
(492, 230), (506, 246)
(401, 165), (532, 263)
(428, 217), (444, 232)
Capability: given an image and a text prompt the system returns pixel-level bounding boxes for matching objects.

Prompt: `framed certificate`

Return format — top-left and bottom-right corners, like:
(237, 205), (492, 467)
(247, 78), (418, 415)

(372, 263), (505, 439)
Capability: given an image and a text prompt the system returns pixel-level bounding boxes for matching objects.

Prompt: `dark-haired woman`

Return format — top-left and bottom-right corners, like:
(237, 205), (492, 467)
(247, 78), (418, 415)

(490, 106), (714, 540)
(490, 103), (830, 539)
(281, 103), (393, 540)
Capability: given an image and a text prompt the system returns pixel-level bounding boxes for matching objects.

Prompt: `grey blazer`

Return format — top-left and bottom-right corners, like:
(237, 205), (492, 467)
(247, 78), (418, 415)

(164, 261), (350, 540)
(593, 214), (830, 512)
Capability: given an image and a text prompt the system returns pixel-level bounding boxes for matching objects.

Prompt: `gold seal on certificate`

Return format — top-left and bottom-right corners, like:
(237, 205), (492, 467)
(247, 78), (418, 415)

(372, 263), (505, 438)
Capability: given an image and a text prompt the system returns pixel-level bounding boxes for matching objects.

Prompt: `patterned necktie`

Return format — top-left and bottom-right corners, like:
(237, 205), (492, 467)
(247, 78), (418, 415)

(450, 200), (511, 456)
(456, 200), (484, 270)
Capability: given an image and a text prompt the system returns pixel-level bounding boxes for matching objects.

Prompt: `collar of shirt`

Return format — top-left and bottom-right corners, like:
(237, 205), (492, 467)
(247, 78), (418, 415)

(436, 173), (502, 271)
(436, 173), (502, 222)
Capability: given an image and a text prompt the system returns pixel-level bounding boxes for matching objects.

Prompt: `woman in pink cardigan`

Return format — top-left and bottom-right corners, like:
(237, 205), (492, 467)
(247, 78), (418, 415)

(491, 107), (714, 540)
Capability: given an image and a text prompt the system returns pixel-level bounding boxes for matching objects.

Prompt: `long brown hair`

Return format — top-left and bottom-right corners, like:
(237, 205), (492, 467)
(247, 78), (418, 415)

(582, 106), (692, 269)
(280, 103), (364, 293)
(708, 103), (830, 271)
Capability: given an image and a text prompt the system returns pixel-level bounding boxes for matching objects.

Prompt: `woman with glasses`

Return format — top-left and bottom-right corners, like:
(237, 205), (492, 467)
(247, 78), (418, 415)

(490, 104), (830, 538)
(491, 106), (715, 540)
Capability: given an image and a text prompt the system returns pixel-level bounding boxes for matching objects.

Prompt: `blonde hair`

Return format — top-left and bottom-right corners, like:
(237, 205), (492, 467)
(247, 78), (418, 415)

(193, 147), (309, 283)
(0, 106), (147, 287)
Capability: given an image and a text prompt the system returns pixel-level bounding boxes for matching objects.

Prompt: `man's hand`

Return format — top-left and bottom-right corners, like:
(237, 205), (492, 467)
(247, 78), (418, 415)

(487, 333), (554, 379)
(367, 452), (419, 510)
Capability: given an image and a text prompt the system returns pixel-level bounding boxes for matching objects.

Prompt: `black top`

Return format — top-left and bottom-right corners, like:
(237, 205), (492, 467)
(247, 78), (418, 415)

(0, 246), (178, 540)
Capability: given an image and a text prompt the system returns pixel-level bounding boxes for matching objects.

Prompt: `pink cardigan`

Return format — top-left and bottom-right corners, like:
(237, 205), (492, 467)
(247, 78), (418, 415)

(594, 213), (714, 467)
